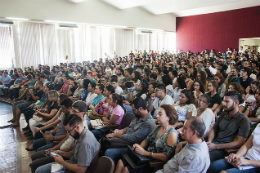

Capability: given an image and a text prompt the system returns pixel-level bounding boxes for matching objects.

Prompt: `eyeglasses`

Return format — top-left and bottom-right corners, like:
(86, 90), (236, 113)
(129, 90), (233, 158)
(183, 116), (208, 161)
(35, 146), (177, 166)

(67, 124), (79, 134)
(198, 99), (208, 104)
(193, 84), (199, 87)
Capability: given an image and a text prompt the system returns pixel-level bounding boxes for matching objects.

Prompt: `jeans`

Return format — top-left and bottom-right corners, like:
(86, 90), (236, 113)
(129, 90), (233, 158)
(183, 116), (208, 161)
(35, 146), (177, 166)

(9, 88), (19, 99)
(91, 127), (109, 139)
(123, 104), (133, 115)
(23, 109), (35, 124)
(105, 147), (128, 163)
(31, 150), (55, 173)
(35, 162), (56, 173)
(33, 138), (54, 152)
(0, 85), (4, 95)
(208, 159), (260, 173)
(209, 149), (228, 163)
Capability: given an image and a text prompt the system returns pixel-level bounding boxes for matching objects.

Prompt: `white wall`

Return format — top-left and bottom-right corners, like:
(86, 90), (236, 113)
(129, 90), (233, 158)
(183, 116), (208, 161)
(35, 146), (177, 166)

(0, 0), (176, 31)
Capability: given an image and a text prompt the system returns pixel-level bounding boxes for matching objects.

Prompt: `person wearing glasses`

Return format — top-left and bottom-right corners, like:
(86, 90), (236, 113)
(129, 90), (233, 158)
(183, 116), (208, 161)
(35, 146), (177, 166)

(148, 84), (174, 117)
(239, 67), (253, 90)
(35, 114), (99, 173)
(245, 81), (258, 103)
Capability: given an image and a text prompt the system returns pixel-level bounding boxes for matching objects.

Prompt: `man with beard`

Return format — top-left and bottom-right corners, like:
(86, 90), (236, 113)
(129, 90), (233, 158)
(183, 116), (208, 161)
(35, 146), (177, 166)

(206, 91), (250, 165)
(35, 114), (99, 173)
(104, 97), (156, 162)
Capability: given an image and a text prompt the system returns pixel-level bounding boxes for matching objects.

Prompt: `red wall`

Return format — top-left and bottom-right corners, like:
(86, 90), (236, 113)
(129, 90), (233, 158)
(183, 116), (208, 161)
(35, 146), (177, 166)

(176, 6), (260, 53)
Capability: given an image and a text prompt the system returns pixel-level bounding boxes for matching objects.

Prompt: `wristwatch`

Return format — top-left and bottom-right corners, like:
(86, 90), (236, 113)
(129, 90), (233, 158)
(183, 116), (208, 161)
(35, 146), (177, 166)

(150, 152), (153, 157)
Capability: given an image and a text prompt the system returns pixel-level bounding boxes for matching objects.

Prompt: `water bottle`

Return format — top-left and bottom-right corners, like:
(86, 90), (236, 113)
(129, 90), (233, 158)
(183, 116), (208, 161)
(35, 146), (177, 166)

(127, 87), (137, 92)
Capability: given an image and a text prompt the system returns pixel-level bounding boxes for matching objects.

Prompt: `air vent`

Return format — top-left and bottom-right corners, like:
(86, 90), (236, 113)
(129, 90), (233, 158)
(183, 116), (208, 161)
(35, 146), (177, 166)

(141, 30), (152, 34)
(59, 24), (78, 28)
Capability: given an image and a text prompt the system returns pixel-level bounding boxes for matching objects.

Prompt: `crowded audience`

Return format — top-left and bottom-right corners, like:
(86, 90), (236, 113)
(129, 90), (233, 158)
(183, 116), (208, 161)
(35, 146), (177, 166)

(1, 47), (260, 172)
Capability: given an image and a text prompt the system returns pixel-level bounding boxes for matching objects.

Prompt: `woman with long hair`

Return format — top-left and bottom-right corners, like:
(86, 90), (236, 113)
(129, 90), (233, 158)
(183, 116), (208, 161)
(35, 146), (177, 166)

(173, 89), (196, 129)
(190, 80), (205, 105)
(132, 71), (142, 85)
(129, 82), (148, 101)
(197, 71), (208, 92)
(114, 104), (178, 173)
(162, 74), (173, 97)
(91, 93), (125, 139)
(172, 77), (186, 102)
(214, 72), (226, 98)
(245, 81), (258, 103)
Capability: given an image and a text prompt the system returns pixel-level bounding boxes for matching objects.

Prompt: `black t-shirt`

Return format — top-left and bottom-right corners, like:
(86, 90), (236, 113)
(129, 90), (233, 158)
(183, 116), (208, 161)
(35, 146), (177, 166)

(28, 89), (44, 102)
(47, 101), (60, 112)
(70, 86), (77, 94)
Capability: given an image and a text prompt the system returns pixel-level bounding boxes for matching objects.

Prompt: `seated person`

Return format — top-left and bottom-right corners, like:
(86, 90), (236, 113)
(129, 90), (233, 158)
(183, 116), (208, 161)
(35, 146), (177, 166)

(172, 77), (187, 102)
(129, 82), (148, 101)
(194, 94), (215, 138)
(80, 79), (90, 101)
(25, 98), (74, 152)
(89, 84), (105, 110)
(148, 84), (174, 117)
(0, 71), (11, 96)
(207, 91), (250, 164)
(69, 79), (83, 101)
(190, 80), (205, 106)
(89, 85), (115, 119)
(35, 114), (99, 173)
(58, 76), (69, 94)
(8, 71), (27, 100)
(115, 104), (178, 173)
(10, 80), (44, 127)
(66, 77), (77, 96)
(207, 80), (222, 112)
(111, 78), (123, 95)
(214, 82), (245, 115)
(29, 90), (59, 136)
(105, 97), (156, 162)
(208, 123), (260, 173)
(91, 93), (125, 139)
(156, 116), (210, 173)
(173, 89), (196, 129)
(85, 82), (97, 108)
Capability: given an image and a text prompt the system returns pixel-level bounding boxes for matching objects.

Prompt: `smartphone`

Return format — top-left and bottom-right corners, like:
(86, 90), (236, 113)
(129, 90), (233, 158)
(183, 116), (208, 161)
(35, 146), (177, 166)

(49, 151), (58, 156)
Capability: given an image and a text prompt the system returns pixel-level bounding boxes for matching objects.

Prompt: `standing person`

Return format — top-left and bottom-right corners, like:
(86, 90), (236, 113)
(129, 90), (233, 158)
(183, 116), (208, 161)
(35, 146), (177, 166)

(35, 114), (99, 173)
(156, 116), (210, 173)
(206, 91), (250, 164)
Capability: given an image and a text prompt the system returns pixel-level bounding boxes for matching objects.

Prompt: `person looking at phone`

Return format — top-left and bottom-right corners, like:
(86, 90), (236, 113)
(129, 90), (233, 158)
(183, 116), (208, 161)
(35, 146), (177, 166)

(35, 114), (99, 173)
(115, 104), (178, 173)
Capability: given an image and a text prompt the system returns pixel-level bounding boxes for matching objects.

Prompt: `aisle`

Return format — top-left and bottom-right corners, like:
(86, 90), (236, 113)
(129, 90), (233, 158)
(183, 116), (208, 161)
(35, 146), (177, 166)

(0, 102), (33, 173)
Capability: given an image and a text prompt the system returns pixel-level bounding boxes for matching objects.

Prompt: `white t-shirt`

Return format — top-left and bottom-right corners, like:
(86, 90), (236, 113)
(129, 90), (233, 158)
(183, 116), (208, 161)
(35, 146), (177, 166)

(173, 102), (196, 122)
(152, 95), (173, 117)
(166, 84), (174, 98)
(115, 86), (123, 95)
(245, 124), (260, 161)
(194, 108), (215, 137)
(172, 88), (183, 102)
(85, 92), (97, 105)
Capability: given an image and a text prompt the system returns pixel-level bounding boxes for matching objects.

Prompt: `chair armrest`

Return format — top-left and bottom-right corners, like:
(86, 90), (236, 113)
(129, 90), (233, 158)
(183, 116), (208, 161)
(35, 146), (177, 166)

(225, 148), (239, 154)
(149, 160), (166, 168)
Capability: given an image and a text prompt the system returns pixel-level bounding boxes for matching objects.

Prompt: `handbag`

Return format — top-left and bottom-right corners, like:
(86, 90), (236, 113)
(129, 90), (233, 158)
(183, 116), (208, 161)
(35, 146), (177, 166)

(90, 119), (106, 129)
(32, 109), (49, 122)
(88, 110), (102, 120)
(95, 102), (104, 115)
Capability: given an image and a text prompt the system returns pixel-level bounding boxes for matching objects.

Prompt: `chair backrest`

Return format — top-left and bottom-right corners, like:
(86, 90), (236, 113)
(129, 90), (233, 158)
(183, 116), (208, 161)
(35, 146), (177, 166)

(118, 113), (134, 130)
(90, 156), (115, 173)
(86, 143), (101, 173)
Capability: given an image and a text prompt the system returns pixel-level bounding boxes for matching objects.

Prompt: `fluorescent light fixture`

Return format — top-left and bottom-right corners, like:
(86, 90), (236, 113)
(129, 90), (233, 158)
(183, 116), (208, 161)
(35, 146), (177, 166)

(6, 17), (29, 21)
(136, 27), (163, 32)
(87, 23), (127, 28)
(44, 20), (77, 24)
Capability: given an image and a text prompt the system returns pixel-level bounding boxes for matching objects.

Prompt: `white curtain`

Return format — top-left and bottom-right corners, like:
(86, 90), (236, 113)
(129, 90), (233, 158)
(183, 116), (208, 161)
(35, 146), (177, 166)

(8, 21), (177, 70)
(0, 24), (14, 70)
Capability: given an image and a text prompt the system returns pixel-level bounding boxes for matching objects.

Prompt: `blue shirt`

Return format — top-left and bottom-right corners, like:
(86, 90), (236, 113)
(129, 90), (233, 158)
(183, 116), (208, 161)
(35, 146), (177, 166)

(92, 94), (105, 106)
(16, 77), (27, 84)
(3, 75), (11, 84)
(81, 89), (89, 101)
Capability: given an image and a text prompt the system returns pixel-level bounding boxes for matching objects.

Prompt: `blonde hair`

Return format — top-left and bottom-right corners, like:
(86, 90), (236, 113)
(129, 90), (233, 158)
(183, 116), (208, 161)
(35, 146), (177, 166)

(48, 90), (59, 102)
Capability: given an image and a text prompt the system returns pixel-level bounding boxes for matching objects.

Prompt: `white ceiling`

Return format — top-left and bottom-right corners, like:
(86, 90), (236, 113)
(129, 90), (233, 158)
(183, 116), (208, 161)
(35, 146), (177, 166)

(101, 0), (260, 16)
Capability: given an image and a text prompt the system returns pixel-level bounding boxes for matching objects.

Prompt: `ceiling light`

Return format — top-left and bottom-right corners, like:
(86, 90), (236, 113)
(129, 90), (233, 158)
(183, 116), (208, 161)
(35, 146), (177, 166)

(6, 17), (29, 21)
(44, 20), (77, 24)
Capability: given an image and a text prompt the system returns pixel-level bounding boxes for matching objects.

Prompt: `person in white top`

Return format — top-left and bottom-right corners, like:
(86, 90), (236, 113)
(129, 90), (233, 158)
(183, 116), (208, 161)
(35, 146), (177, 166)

(111, 78), (123, 95)
(148, 84), (174, 117)
(85, 82), (97, 107)
(194, 94), (215, 137)
(208, 123), (260, 173)
(239, 46), (244, 53)
(162, 74), (173, 98)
